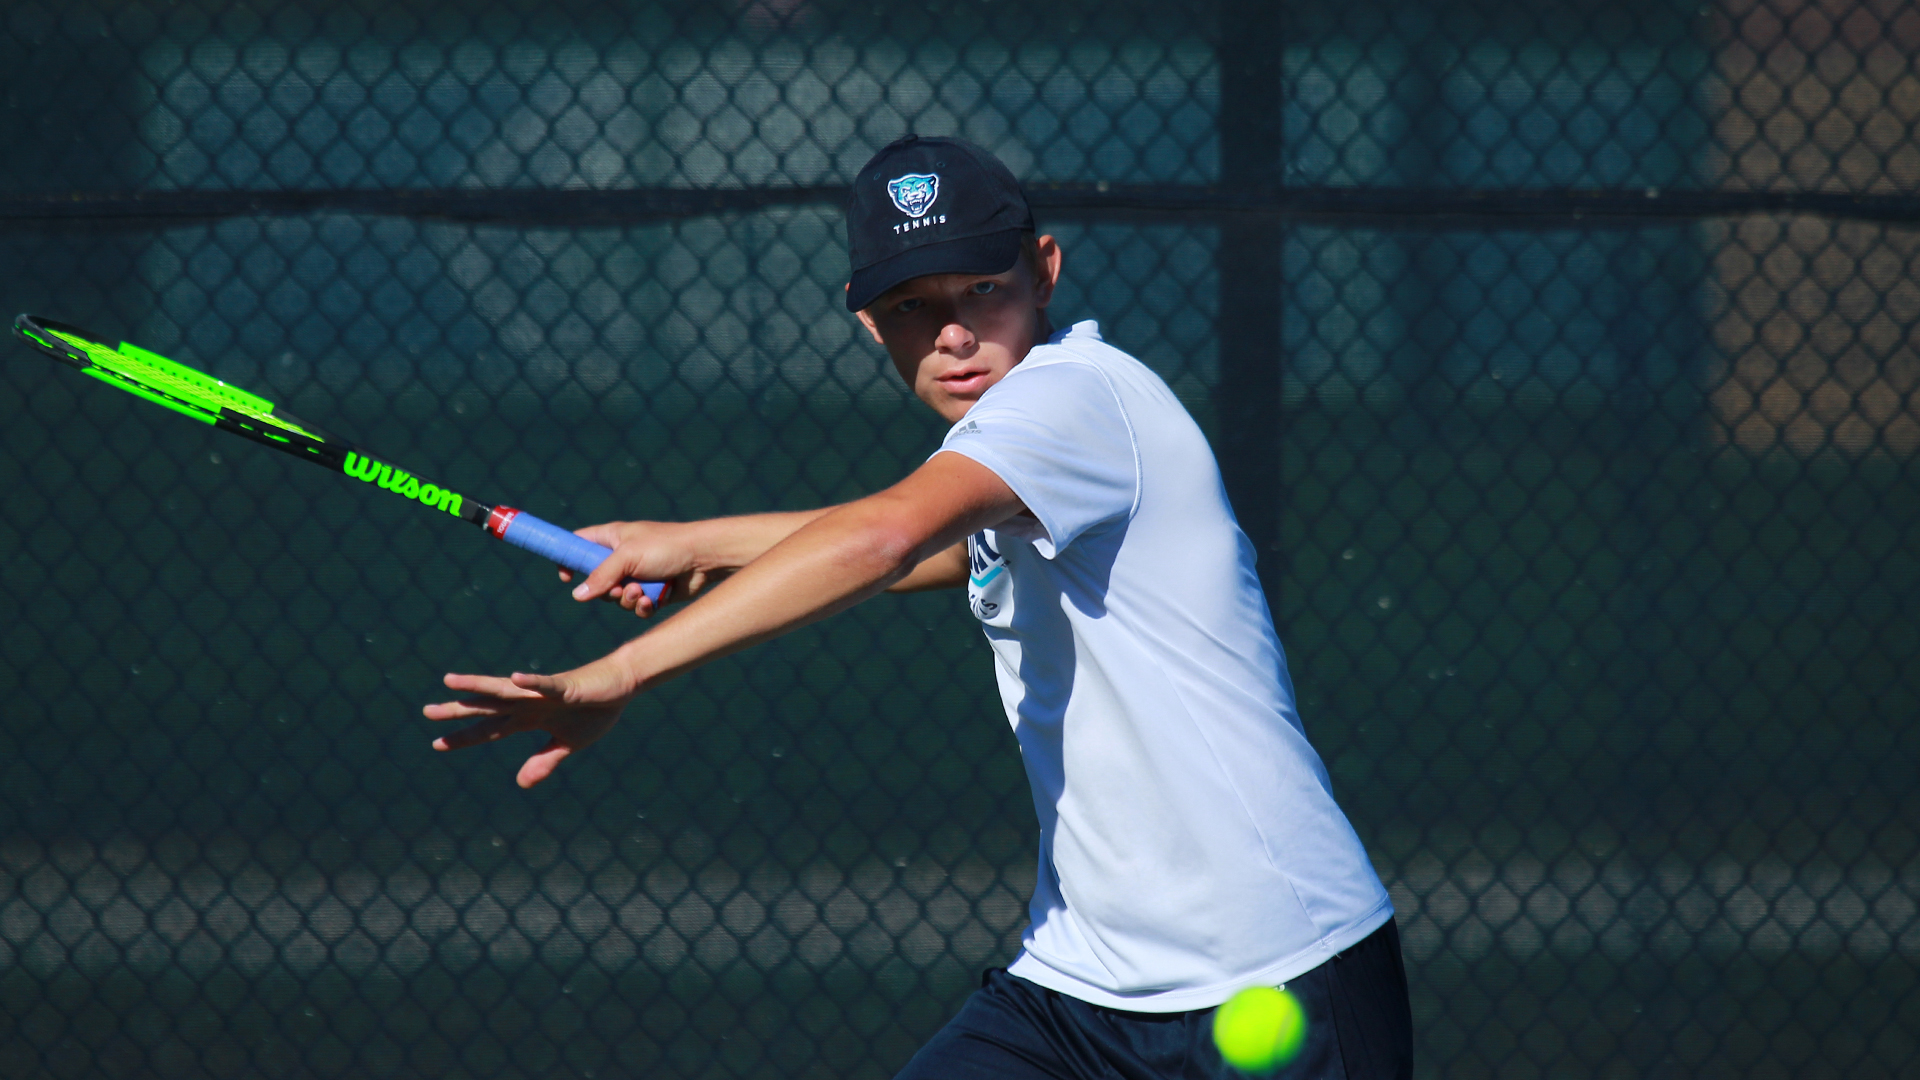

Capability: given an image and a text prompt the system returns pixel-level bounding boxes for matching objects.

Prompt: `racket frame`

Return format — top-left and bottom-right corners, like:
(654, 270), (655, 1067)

(12, 313), (662, 601)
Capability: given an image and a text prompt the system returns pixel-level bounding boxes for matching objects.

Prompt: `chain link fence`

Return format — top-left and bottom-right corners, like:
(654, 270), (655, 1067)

(0, 1), (1915, 1077)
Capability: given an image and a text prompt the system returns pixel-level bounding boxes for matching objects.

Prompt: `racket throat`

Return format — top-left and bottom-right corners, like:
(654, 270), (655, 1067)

(485, 506), (521, 540)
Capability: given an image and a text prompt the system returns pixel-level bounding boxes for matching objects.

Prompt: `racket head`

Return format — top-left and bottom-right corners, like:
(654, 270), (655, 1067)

(14, 313), (335, 451)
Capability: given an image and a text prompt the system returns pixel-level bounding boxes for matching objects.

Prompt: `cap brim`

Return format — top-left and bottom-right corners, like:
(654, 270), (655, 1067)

(846, 230), (1025, 312)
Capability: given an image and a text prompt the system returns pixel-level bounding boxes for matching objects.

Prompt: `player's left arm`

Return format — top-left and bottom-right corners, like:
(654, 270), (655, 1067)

(886, 539), (968, 592)
(424, 450), (1018, 787)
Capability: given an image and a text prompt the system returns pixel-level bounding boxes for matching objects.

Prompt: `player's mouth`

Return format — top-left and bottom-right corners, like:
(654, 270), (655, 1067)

(936, 367), (991, 395)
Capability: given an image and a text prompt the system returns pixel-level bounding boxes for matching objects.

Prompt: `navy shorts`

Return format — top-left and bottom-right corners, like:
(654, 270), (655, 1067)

(894, 919), (1412, 1080)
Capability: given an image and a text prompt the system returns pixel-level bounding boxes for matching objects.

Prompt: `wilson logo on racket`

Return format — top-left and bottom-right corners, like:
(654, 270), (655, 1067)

(344, 452), (465, 516)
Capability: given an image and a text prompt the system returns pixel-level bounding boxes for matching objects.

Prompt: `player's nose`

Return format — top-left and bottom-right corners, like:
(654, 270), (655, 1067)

(936, 319), (975, 353)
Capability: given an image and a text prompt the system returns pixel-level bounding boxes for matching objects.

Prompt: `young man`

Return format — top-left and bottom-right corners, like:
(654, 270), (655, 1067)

(425, 135), (1413, 1079)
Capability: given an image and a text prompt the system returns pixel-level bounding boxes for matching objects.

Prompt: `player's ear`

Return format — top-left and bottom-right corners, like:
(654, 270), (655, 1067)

(1031, 234), (1063, 309)
(850, 286), (885, 344)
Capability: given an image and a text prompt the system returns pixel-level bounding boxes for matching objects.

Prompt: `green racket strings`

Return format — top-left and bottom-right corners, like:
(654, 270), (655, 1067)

(43, 326), (321, 444)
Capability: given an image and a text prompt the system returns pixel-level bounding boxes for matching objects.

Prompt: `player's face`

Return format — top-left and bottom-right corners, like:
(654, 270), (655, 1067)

(856, 235), (1063, 424)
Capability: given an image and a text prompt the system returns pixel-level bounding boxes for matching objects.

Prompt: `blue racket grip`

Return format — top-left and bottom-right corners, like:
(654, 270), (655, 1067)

(486, 507), (666, 604)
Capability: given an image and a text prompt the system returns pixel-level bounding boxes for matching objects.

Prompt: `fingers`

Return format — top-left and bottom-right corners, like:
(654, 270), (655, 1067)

(561, 565), (653, 612)
(570, 562), (622, 602)
(566, 524), (638, 603)
(563, 524), (685, 610)
(577, 577), (666, 617)
(442, 671), (544, 699)
(677, 566), (728, 602)
(425, 663), (633, 784)
(611, 569), (705, 618)
(572, 523), (624, 548)
(608, 580), (663, 617)
(422, 697), (508, 722)
(517, 738), (573, 788)
(509, 670), (570, 698)
(431, 714), (524, 752)
(424, 671), (559, 749)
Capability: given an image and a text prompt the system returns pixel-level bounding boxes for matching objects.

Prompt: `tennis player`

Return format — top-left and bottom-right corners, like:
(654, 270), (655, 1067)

(426, 134), (1413, 1079)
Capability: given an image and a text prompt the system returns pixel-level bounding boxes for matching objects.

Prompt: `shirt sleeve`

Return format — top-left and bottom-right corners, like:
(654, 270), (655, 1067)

(935, 358), (1139, 558)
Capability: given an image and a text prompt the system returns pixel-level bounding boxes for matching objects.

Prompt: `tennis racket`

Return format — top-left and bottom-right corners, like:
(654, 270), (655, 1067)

(12, 314), (664, 603)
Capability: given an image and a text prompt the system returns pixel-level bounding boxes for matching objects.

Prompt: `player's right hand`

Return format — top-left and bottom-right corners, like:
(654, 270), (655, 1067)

(559, 521), (724, 617)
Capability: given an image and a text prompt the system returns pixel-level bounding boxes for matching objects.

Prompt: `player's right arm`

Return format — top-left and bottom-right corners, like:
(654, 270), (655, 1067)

(568, 508), (966, 615)
(563, 509), (830, 614)
(427, 452), (1020, 788)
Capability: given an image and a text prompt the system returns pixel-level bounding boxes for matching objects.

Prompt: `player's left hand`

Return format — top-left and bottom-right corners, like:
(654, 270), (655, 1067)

(423, 656), (639, 788)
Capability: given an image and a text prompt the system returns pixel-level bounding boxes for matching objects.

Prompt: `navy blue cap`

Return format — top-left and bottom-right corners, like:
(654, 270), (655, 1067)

(845, 134), (1034, 312)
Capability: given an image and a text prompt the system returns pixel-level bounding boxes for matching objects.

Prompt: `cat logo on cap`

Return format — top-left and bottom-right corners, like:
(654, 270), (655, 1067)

(886, 173), (941, 218)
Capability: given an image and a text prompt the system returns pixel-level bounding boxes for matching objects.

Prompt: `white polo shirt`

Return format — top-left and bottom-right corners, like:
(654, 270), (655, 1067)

(936, 321), (1392, 1012)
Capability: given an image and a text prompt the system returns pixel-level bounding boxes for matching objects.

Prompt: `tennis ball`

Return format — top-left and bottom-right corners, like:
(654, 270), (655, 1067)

(1213, 985), (1307, 1074)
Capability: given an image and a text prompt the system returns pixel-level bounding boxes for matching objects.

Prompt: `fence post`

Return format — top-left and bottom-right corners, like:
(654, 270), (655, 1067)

(1214, 0), (1287, 599)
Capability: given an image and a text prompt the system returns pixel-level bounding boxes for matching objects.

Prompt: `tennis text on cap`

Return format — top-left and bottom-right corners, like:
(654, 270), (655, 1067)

(344, 451), (464, 516)
(892, 213), (946, 235)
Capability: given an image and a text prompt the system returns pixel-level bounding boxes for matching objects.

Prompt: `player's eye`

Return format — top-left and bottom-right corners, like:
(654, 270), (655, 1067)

(893, 297), (924, 314)
(969, 281), (998, 295)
